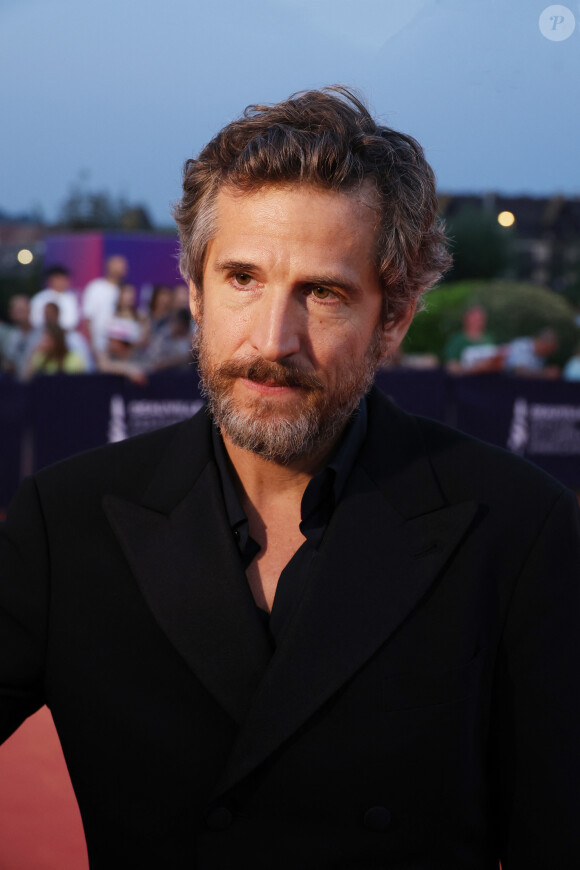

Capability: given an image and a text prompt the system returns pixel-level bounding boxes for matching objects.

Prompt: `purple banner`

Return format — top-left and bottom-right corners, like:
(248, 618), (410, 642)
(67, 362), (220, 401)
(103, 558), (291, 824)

(2, 371), (580, 514)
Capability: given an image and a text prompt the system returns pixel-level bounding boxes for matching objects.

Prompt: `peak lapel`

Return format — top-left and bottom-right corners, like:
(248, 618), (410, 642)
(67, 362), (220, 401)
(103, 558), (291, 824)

(103, 412), (271, 725)
(213, 459), (478, 796)
(212, 390), (479, 796)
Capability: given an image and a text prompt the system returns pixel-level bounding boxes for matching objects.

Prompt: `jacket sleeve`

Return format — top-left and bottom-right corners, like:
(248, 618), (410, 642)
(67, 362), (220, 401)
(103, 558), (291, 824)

(492, 487), (580, 868)
(0, 476), (49, 743)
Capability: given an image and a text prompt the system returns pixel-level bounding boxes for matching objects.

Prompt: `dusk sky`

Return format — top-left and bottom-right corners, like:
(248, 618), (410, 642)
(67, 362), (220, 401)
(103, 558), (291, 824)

(2, 0), (579, 225)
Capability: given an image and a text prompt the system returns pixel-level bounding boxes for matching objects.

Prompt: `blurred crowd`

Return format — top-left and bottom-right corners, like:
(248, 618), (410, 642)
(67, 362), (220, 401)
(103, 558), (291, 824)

(0, 256), (197, 385)
(393, 304), (580, 381)
(2, 263), (580, 384)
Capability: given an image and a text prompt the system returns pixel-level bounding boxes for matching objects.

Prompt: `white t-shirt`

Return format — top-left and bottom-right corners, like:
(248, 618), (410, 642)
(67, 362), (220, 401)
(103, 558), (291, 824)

(30, 288), (80, 331)
(82, 278), (119, 351)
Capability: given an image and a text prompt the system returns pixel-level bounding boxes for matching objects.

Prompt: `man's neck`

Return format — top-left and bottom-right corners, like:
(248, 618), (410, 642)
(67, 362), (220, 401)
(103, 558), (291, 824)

(220, 430), (343, 614)
(221, 429), (340, 513)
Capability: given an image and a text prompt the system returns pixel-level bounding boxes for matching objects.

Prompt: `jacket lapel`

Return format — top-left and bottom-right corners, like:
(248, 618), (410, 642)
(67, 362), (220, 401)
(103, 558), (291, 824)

(213, 390), (479, 795)
(103, 390), (480, 794)
(103, 411), (271, 726)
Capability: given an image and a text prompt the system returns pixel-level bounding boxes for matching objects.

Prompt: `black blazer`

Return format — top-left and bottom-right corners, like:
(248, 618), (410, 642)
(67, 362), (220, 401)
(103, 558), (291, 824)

(1, 388), (579, 869)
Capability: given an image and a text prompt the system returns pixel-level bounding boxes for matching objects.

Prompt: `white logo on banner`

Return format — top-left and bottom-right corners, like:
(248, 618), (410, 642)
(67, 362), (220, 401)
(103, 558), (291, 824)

(107, 397), (203, 442)
(108, 395), (128, 443)
(507, 398), (580, 456)
(507, 398), (529, 454)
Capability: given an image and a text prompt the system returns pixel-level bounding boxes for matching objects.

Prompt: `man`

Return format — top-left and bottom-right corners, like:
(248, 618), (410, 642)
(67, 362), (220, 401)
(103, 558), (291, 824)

(1, 294), (37, 379)
(81, 254), (128, 353)
(144, 307), (195, 372)
(1, 88), (579, 869)
(30, 265), (80, 332)
(444, 304), (504, 374)
(504, 327), (560, 378)
(95, 316), (147, 385)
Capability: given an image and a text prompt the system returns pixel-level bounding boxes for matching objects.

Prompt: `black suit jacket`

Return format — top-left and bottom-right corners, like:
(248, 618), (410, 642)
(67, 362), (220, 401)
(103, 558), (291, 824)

(1, 387), (579, 869)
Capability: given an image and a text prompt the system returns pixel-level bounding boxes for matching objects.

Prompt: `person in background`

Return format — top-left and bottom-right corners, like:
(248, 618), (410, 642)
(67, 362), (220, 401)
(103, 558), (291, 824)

(22, 323), (86, 379)
(2, 295), (37, 380)
(562, 343), (580, 381)
(443, 304), (503, 374)
(144, 307), (195, 373)
(172, 282), (190, 312)
(504, 328), (560, 378)
(114, 282), (147, 350)
(0, 318), (10, 369)
(30, 266), (79, 332)
(96, 316), (147, 385)
(115, 282), (142, 323)
(41, 301), (94, 372)
(142, 284), (173, 344)
(82, 255), (128, 354)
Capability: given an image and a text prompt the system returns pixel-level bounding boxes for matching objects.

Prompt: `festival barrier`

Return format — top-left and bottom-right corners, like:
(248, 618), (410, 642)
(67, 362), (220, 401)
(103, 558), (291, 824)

(2, 369), (580, 514)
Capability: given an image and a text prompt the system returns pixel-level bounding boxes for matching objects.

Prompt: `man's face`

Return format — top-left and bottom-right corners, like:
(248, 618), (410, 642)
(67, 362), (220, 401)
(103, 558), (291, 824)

(463, 306), (486, 334)
(108, 337), (133, 360)
(9, 296), (30, 328)
(48, 273), (69, 293)
(107, 256), (129, 284)
(191, 184), (413, 464)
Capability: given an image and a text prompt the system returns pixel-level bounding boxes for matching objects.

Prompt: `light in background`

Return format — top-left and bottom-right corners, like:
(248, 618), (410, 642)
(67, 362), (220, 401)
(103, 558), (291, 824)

(497, 211), (516, 227)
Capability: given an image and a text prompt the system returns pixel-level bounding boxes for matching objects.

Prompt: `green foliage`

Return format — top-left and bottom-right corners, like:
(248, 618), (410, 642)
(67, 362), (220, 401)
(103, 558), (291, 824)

(405, 280), (580, 365)
(446, 206), (514, 281)
(560, 252), (580, 308)
(0, 270), (42, 320)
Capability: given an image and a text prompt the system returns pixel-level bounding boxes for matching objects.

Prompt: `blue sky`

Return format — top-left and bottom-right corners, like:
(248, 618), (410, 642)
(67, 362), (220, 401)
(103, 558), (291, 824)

(1, 0), (579, 224)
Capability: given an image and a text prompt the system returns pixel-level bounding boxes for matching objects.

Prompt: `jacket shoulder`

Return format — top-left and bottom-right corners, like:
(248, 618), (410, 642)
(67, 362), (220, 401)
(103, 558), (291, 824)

(33, 406), (211, 505)
(414, 412), (568, 507)
(366, 387), (569, 512)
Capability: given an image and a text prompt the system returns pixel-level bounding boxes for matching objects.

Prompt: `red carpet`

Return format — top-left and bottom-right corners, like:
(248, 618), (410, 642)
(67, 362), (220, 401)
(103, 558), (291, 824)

(0, 706), (88, 870)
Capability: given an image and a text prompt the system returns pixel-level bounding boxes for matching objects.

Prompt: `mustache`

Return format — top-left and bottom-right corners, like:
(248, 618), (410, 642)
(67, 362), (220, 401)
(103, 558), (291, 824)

(215, 357), (324, 391)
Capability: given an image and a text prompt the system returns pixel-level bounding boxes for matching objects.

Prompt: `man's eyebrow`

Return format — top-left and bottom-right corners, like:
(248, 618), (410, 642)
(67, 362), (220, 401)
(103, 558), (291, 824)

(212, 260), (363, 296)
(213, 259), (258, 274)
(302, 274), (362, 296)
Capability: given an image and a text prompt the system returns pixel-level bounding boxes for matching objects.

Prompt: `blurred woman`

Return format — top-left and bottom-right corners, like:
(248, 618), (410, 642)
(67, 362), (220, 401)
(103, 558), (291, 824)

(23, 323), (86, 379)
(147, 284), (173, 334)
(115, 283), (142, 322)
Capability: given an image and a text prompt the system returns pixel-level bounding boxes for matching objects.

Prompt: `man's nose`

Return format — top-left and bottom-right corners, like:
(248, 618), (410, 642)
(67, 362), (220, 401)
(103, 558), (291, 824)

(249, 289), (302, 361)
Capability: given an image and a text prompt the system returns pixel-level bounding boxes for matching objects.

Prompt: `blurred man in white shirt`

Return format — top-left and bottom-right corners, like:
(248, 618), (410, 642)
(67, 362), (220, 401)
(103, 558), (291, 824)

(82, 255), (128, 353)
(30, 266), (80, 332)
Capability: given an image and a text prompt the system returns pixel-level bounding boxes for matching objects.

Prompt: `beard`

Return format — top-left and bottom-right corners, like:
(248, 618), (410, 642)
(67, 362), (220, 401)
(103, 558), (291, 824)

(195, 323), (385, 465)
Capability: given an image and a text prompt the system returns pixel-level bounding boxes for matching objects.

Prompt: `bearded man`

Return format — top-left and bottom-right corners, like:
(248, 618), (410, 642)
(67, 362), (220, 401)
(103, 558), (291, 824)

(1, 88), (579, 870)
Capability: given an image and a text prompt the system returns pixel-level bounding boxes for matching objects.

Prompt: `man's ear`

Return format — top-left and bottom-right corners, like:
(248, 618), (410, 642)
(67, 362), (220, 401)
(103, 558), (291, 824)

(188, 279), (202, 323)
(379, 301), (417, 361)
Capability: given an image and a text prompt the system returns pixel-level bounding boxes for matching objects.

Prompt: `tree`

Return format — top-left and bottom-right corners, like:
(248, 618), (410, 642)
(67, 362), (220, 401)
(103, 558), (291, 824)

(57, 173), (153, 231)
(446, 206), (514, 281)
(404, 279), (580, 366)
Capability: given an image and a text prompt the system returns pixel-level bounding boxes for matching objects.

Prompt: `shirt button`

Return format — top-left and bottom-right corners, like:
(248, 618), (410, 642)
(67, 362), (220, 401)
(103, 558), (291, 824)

(205, 806), (233, 831)
(363, 806), (392, 831)
(233, 530), (240, 541)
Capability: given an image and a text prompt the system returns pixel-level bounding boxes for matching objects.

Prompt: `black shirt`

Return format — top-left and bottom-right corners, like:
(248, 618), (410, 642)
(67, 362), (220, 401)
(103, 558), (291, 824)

(212, 398), (367, 647)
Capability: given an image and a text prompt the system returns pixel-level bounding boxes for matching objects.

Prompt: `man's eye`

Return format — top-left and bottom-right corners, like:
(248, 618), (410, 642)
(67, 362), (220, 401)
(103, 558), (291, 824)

(235, 273), (253, 286)
(311, 286), (332, 300)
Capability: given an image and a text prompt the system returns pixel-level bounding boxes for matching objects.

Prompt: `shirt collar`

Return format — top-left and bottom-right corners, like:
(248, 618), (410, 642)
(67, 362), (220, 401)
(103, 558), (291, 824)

(212, 396), (368, 552)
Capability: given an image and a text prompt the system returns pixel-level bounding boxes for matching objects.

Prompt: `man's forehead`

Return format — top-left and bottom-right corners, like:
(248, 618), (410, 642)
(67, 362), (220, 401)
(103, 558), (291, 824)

(215, 180), (379, 215)
(208, 182), (381, 262)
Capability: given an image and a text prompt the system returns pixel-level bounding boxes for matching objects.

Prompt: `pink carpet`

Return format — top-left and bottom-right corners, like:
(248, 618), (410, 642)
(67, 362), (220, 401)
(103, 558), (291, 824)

(0, 706), (88, 870)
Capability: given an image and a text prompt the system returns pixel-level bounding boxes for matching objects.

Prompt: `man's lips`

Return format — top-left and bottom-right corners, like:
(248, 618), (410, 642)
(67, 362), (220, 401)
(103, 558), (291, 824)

(239, 377), (302, 395)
